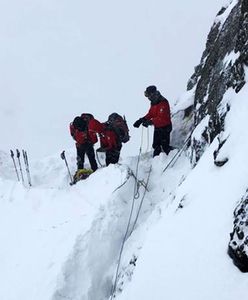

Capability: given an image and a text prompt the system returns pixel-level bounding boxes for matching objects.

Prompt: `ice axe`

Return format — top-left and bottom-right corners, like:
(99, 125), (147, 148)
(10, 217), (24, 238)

(60, 151), (73, 184)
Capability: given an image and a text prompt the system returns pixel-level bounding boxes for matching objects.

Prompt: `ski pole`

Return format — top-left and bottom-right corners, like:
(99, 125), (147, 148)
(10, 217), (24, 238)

(22, 150), (32, 186)
(24, 150), (32, 186)
(60, 151), (73, 183)
(16, 149), (24, 184)
(10, 150), (20, 181)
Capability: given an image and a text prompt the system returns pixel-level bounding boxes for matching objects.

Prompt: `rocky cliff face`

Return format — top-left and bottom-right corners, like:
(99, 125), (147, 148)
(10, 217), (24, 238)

(185, 0), (248, 272)
(188, 0), (248, 163)
(228, 191), (248, 272)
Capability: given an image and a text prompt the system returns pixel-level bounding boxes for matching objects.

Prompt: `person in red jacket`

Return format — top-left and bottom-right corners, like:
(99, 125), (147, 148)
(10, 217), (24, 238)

(97, 121), (122, 166)
(133, 85), (172, 157)
(70, 114), (103, 174)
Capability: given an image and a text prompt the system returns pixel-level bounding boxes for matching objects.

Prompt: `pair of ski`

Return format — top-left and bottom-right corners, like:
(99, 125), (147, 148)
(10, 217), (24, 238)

(10, 149), (32, 186)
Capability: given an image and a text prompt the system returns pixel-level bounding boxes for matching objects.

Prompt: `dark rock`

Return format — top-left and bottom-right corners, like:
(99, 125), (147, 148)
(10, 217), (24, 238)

(228, 190), (248, 272)
(214, 158), (229, 167)
(228, 245), (248, 272)
(188, 0), (248, 163)
(213, 136), (229, 166)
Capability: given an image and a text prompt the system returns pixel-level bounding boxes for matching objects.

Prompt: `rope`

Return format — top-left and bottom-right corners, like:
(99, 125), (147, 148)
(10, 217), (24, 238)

(110, 154), (141, 299)
(96, 150), (104, 168)
(140, 126), (144, 151)
(162, 130), (194, 173)
(112, 170), (132, 194)
(114, 165), (149, 194)
(110, 131), (144, 300)
(129, 164), (152, 236)
(110, 159), (152, 300)
(146, 127), (150, 153)
(110, 127), (194, 298)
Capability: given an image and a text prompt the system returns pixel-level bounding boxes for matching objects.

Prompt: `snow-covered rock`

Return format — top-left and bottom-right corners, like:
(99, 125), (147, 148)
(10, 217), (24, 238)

(188, 0), (248, 163)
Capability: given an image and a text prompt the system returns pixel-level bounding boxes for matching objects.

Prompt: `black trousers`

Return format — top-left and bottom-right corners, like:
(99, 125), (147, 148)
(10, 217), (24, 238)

(152, 124), (172, 157)
(106, 145), (122, 166)
(76, 143), (98, 171)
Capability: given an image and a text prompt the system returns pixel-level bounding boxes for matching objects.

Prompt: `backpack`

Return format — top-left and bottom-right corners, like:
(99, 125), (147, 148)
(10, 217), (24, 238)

(81, 113), (94, 123)
(72, 116), (87, 131)
(107, 113), (130, 143)
(71, 116), (88, 144)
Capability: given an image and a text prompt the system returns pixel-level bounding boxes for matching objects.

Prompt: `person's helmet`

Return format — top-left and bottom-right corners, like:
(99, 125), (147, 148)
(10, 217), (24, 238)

(73, 116), (87, 131)
(144, 85), (157, 97)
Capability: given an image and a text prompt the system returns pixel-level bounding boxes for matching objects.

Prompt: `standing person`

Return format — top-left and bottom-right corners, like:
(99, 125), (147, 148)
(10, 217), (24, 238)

(70, 114), (103, 180)
(97, 113), (130, 166)
(133, 85), (172, 157)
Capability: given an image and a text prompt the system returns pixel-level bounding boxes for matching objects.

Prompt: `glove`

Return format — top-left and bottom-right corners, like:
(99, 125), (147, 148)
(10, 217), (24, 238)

(142, 119), (153, 127)
(133, 118), (144, 128)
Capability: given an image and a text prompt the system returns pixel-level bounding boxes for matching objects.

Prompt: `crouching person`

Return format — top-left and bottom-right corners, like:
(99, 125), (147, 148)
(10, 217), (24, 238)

(99, 124), (122, 166)
(97, 113), (130, 166)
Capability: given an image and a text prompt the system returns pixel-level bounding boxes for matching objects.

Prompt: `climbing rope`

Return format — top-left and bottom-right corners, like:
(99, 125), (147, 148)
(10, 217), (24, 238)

(145, 127), (150, 153)
(96, 150), (104, 168)
(162, 130), (194, 173)
(110, 162), (152, 300)
(112, 173), (131, 193)
(126, 129), (195, 236)
(128, 164), (152, 236)
(110, 128), (194, 299)
(110, 128), (150, 300)
(140, 126), (144, 150)
(110, 152), (141, 299)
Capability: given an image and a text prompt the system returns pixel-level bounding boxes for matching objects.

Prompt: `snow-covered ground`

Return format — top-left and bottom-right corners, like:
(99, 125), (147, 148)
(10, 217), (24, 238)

(0, 147), (190, 300)
(2, 76), (248, 299)
(1, 79), (248, 299)
(116, 78), (248, 299)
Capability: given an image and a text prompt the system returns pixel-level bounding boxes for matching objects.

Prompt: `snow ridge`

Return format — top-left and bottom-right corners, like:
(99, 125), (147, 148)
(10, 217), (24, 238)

(51, 153), (190, 300)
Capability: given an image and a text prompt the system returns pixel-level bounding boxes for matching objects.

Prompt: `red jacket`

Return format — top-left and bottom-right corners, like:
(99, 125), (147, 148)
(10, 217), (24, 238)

(100, 124), (119, 150)
(70, 118), (104, 146)
(144, 99), (171, 128)
(88, 119), (104, 144)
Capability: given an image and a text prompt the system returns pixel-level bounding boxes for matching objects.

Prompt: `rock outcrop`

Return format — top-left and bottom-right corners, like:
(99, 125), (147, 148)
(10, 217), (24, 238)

(188, 0), (248, 163)
(228, 191), (248, 272)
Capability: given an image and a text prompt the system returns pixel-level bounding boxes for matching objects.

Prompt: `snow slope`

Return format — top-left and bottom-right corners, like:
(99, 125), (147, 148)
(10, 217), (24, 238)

(116, 78), (248, 299)
(1, 78), (248, 300)
(3, 80), (248, 299)
(0, 151), (130, 299)
(0, 147), (190, 300)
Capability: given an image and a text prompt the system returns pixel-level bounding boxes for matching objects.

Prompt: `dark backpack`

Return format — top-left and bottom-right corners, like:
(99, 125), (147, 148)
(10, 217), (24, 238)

(107, 113), (130, 143)
(71, 116), (88, 144)
(81, 113), (94, 123)
(72, 116), (87, 131)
